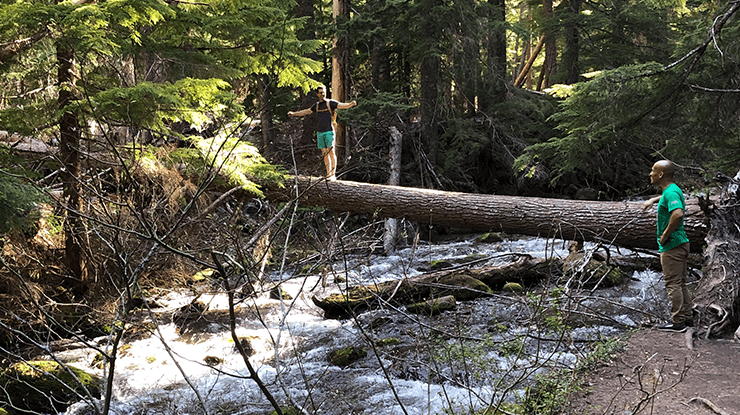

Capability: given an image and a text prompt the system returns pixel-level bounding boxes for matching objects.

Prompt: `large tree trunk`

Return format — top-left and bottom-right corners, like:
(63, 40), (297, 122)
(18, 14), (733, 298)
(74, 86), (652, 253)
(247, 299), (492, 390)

(482, 0), (507, 108)
(57, 44), (87, 285)
(560, 0), (580, 85)
(541, 0), (557, 90)
(332, 0), (350, 168)
(383, 126), (403, 253)
(265, 176), (708, 252)
(419, 0), (442, 177)
(258, 74), (276, 157)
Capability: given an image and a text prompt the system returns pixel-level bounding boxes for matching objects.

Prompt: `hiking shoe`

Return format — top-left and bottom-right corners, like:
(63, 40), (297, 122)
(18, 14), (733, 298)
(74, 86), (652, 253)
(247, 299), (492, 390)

(656, 322), (688, 332)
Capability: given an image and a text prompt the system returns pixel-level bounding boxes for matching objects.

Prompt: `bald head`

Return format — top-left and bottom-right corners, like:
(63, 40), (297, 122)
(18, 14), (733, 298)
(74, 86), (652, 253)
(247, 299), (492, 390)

(649, 160), (676, 188)
(653, 160), (675, 176)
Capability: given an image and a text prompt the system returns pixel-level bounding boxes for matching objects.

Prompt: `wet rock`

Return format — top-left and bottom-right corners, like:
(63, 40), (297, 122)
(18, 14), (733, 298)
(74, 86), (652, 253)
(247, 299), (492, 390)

(328, 346), (367, 367)
(406, 295), (456, 316)
(0, 360), (101, 414)
(204, 355), (222, 366)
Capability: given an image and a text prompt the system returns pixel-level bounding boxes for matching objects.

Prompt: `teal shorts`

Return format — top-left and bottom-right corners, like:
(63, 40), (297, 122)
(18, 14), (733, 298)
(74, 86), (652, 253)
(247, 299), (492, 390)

(317, 131), (334, 149)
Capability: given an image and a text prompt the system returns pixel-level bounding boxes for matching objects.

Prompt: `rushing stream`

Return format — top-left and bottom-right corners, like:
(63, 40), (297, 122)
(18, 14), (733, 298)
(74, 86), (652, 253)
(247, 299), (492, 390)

(56, 235), (673, 415)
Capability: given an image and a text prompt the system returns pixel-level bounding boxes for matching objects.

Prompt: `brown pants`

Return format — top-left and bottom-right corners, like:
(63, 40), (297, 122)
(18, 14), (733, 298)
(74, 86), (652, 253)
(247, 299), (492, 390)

(660, 242), (692, 323)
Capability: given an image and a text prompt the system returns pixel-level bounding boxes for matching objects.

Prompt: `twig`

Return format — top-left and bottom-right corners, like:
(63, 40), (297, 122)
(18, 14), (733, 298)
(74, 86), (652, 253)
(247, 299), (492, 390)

(687, 397), (731, 415)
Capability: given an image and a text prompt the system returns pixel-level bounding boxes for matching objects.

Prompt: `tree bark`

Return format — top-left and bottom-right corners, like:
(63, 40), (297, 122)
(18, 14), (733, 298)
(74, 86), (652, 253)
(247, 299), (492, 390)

(692, 175), (740, 337)
(313, 256), (558, 319)
(258, 74), (276, 157)
(265, 176), (708, 252)
(541, 0), (557, 89)
(561, 0), (581, 85)
(419, 0), (442, 175)
(332, 0), (350, 168)
(483, 0), (507, 108)
(383, 126), (403, 253)
(515, 35), (544, 88)
(57, 44), (87, 284)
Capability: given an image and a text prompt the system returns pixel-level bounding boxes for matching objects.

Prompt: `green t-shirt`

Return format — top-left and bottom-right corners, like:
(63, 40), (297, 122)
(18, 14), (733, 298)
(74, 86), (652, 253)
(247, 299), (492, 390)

(656, 183), (689, 252)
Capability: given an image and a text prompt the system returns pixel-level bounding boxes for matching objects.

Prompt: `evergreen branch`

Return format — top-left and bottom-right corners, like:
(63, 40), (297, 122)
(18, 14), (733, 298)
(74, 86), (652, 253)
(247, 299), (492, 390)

(689, 84), (740, 93)
(0, 30), (48, 65)
(167, 0), (212, 5)
(663, 0), (740, 72)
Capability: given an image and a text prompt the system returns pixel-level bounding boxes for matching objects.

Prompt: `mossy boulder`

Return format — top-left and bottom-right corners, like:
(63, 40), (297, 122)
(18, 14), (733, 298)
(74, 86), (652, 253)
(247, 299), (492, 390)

(0, 360), (102, 414)
(406, 295), (457, 316)
(476, 232), (504, 243)
(328, 346), (367, 367)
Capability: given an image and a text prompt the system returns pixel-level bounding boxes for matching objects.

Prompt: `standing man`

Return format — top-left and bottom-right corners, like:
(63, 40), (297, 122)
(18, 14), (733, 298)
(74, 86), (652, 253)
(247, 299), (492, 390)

(288, 85), (357, 180)
(642, 160), (693, 332)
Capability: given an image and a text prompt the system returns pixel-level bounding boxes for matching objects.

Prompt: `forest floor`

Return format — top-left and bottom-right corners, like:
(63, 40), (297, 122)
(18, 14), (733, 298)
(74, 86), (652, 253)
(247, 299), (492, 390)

(567, 327), (740, 415)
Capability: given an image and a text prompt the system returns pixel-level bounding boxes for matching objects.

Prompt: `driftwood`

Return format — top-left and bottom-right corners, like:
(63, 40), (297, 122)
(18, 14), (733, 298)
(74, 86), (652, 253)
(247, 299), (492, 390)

(265, 176), (708, 252)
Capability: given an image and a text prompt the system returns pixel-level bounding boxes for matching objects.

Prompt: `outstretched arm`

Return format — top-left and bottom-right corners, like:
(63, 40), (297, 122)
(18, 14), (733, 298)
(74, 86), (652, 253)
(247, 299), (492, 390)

(337, 100), (357, 110)
(641, 196), (661, 210)
(288, 108), (313, 117)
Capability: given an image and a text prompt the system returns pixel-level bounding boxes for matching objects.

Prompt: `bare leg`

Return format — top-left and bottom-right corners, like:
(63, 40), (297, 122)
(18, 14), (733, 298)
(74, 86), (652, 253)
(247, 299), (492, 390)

(322, 146), (337, 180)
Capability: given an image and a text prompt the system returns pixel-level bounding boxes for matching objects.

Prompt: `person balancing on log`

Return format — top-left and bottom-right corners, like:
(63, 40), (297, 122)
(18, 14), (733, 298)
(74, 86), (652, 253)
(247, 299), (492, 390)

(288, 85), (357, 181)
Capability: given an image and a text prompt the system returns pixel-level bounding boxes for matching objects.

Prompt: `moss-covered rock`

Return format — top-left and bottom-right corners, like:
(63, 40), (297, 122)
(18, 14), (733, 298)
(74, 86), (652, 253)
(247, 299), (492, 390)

(476, 232), (504, 243)
(0, 360), (101, 414)
(375, 337), (400, 347)
(502, 282), (524, 292)
(406, 295), (457, 316)
(328, 346), (367, 367)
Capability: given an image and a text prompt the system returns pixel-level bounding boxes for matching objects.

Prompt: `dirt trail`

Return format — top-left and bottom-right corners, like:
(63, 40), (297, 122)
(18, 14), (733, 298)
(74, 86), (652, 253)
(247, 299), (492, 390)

(568, 328), (740, 415)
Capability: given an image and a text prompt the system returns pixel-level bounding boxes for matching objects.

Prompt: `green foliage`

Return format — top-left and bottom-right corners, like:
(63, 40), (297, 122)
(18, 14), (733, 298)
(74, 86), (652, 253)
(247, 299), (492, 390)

(520, 337), (623, 414)
(0, 147), (47, 234)
(348, 92), (414, 130)
(191, 131), (285, 196)
(91, 78), (239, 131)
(515, 63), (672, 194)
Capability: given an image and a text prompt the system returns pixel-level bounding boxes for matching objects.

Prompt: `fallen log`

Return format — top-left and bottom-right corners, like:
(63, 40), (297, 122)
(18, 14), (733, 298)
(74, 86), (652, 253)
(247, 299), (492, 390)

(265, 176), (708, 252)
(313, 256), (569, 319)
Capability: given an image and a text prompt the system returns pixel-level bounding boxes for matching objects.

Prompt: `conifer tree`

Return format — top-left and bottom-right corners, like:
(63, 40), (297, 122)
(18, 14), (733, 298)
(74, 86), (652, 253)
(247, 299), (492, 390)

(0, 0), (321, 278)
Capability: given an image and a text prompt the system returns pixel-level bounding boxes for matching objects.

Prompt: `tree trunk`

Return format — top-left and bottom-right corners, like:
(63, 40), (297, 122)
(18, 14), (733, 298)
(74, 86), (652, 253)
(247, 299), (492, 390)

(541, 0), (557, 89)
(383, 126), (403, 253)
(258, 74), (276, 157)
(265, 176), (708, 252)
(332, 0), (350, 168)
(57, 44), (87, 284)
(419, 0), (442, 176)
(515, 35), (544, 88)
(560, 0), (581, 85)
(482, 0), (507, 108)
